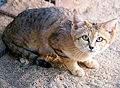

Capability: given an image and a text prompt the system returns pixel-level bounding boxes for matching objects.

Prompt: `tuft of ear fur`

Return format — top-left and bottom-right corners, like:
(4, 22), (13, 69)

(104, 18), (118, 43)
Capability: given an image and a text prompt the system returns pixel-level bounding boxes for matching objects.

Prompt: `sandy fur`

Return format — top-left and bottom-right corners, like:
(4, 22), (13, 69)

(2, 7), (118, 76)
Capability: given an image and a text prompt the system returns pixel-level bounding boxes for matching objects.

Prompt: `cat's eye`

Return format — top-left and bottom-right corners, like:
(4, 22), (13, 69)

(96, 37), (103, 42)
(82, 35), (89, 41)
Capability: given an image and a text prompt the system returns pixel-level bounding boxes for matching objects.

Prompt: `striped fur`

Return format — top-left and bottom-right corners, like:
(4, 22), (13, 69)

(2, 7), (117, 76)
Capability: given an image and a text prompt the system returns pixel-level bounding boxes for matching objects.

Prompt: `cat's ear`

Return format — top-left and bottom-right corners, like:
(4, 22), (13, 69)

(72, 14), (92, 30)
(104, 18), (118, 43)
(73, 14), (84, 30)
(104, 18), (118, 32)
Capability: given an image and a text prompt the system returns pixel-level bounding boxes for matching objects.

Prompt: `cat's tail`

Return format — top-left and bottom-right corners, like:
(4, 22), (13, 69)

(2, 36), (52, 68)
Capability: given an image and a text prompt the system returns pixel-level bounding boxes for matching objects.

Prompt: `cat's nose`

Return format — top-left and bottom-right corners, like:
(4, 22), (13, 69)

(89, 45), (94, 50)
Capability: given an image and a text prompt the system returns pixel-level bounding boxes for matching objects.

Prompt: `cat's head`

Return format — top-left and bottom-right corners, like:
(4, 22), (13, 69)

(71, 14), (118, 55)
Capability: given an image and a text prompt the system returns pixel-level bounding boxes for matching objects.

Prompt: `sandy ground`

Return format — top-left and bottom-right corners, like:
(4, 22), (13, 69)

(0, 0), (120, 88)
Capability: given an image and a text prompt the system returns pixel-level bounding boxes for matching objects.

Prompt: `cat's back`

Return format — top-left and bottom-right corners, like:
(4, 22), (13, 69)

(3, 7), (73, 40)
(3, 7), (73, 54)
(7, 7), (71, 32)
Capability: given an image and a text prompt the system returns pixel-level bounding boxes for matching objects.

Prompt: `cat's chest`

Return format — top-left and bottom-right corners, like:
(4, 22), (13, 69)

(62, 50), (76, 60)
(61, 49), (91, 61)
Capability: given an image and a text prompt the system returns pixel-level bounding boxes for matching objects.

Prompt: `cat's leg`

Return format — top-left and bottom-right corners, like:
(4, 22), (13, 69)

(83, 58), (99, 69)
(62, 58), (85, 77)
(4, 41), (52, 68)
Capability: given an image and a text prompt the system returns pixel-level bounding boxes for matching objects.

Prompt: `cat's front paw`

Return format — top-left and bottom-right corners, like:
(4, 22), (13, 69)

(70, 67), (85, 77)
(63, 58), (85, 77)
(84, 59), (99, 69)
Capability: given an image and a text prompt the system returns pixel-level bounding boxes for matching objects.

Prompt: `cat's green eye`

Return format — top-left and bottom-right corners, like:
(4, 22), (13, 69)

(96, 37), (103, 42)
(82, 35), (89, 41)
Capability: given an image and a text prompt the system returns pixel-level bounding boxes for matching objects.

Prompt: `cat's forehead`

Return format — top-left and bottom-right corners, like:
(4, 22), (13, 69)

(79, 23), (110, 38)
(75, 23), (97, 34)
(89, 23), (99, 34)
(78, 23), (98, 33)
(84, 22), (107, 32)
(75, 21), (110, 36)
(88, 24), (110, 39)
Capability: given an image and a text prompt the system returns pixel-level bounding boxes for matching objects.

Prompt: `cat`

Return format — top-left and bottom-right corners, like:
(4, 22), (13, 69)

(1, 7), (118, 76)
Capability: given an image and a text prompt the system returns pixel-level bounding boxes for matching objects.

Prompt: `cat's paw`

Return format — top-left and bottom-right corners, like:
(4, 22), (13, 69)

(84, 59), (99, 69)
(70, 67), (85, 77)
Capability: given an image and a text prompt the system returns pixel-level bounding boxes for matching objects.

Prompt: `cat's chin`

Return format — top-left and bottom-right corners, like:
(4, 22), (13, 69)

(89, 50), (96, 53)
(82, 51), (97, 58)
(89, 50), (98, 55)
(85, 51), (97, 58)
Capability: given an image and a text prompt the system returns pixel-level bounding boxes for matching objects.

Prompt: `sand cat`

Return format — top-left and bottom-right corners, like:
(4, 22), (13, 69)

(2, 7), (118, 76)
